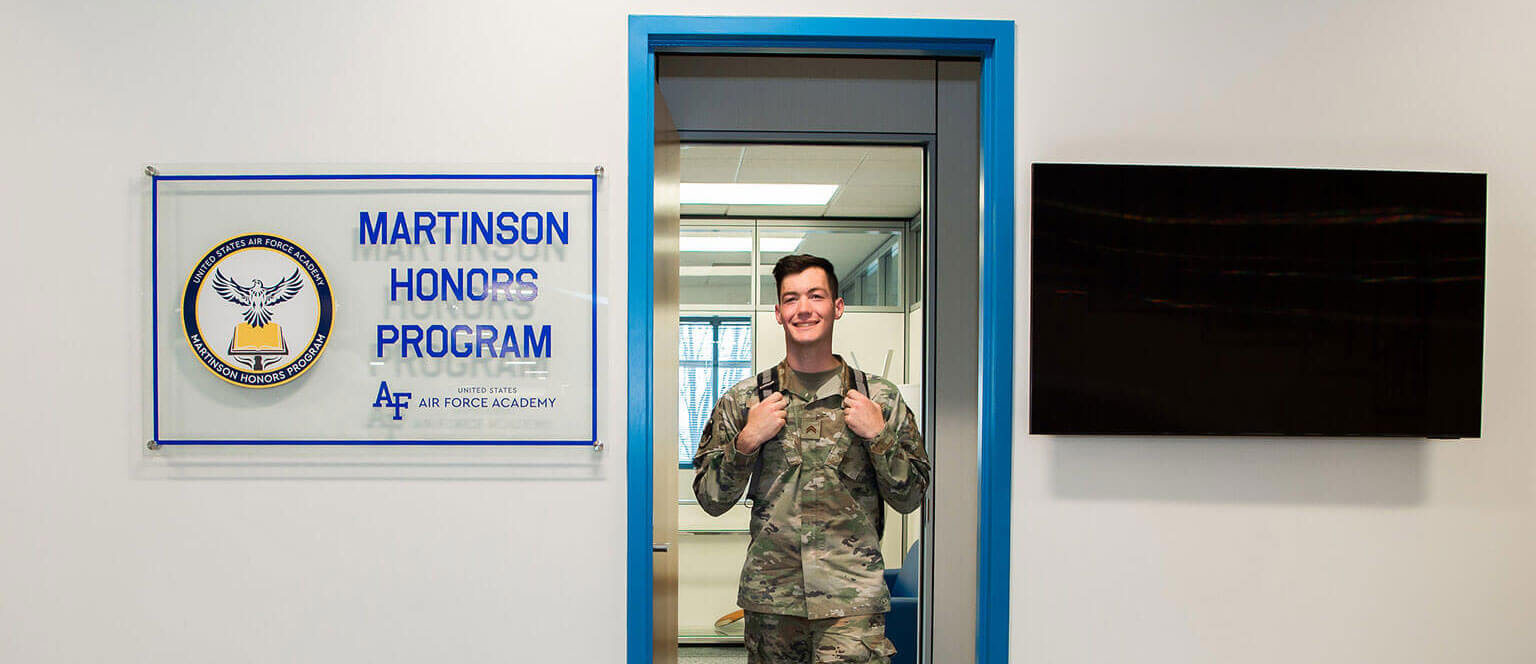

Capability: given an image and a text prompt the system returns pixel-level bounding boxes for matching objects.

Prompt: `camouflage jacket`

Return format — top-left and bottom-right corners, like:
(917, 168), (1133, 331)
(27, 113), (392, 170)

(692, 357), (931, 619)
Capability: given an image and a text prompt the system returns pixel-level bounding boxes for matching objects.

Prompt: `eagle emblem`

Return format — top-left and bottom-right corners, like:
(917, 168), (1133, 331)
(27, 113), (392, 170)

(211, 268), (305, 328)
(209, 267), (308, 370)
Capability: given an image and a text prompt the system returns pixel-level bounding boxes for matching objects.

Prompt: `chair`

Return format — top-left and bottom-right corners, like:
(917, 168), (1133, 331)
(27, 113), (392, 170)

(882, 541), (920, 664)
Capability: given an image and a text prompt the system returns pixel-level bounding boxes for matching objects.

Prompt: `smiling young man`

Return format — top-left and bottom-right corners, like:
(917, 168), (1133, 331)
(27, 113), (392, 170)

(693, 254), (931, 664)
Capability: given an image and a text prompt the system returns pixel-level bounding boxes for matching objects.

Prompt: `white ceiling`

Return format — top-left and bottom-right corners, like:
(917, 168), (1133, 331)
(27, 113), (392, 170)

(681, 143), (923, 219)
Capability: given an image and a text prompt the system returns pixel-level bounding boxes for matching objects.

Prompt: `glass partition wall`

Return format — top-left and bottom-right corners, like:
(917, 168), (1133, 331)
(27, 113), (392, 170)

(676, 143), (925, 645)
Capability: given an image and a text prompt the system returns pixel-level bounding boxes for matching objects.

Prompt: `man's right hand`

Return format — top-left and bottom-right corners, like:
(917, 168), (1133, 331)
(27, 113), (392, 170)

(736, 392), (787, 454)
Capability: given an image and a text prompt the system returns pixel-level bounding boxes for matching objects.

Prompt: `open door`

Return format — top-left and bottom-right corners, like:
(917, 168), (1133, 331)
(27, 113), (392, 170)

(651, 84), (682, 663)
(630, 18), (1015, 664)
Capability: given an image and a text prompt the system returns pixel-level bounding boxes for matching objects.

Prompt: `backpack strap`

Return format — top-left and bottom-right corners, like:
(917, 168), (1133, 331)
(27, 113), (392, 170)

(755, 367), (779, 402)
(751, 366), (795, 468)
(847, 367), (881, 538)
(850, 367), (871, 397)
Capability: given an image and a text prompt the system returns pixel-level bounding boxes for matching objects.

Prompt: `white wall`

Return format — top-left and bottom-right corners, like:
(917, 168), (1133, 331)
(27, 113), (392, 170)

(3, 2), (1534, 663)
(1012, 3), (1535, 663)
(1, 3), (633, 662)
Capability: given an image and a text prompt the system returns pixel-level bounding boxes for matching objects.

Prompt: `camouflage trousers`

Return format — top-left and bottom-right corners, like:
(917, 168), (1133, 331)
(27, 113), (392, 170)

(744, 611), (897, 664)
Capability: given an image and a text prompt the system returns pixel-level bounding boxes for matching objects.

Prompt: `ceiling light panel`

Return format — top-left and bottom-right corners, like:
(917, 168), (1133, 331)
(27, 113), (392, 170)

(679, 235), (805, 253)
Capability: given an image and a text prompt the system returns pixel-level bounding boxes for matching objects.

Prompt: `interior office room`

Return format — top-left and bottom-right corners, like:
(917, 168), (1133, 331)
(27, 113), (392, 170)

(2, 3), (1534, 664)
(670, 143), (927, 655)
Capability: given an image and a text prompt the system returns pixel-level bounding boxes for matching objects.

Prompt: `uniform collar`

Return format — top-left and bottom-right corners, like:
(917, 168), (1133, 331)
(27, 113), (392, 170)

(776, 355), (851, 403)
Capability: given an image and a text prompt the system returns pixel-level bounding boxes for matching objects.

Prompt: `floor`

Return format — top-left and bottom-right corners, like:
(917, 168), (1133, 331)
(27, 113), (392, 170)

(678, 645), (748, 663)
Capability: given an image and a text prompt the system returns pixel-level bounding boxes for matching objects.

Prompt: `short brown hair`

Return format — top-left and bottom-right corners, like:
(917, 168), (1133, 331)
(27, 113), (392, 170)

(772, 254), (839, 299)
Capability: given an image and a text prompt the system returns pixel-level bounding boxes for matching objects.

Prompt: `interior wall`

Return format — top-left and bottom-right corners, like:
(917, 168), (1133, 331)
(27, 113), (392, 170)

(1, 4), (635, 663)
(1011, 3), (1535, 663)
(2, 2), (1534, 664)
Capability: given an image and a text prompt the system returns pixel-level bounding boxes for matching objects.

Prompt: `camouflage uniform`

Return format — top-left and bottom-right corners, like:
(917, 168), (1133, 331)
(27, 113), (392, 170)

(745, 612), (896, 664)
(694, 357), (930, 663)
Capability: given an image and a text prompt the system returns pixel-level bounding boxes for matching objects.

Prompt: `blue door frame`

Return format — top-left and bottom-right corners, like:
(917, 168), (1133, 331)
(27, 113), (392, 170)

(627, 16), (1015, 664)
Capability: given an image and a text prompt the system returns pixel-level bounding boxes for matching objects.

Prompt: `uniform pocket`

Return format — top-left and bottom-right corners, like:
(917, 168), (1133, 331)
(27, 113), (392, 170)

(861, 633), (898, 657)
(837, 439), (870, 481)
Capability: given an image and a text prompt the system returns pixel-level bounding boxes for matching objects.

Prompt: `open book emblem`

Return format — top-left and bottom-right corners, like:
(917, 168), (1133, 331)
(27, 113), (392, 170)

(212, 269), (304, 370)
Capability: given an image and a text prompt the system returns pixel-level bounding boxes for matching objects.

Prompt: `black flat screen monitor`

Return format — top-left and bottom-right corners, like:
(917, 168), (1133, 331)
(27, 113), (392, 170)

(1030, 164), (1485, 437)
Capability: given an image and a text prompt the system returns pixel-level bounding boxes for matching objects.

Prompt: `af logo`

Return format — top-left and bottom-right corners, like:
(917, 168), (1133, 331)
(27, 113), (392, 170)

(182, 233), (334, 388)
(373, 381), (412, 420)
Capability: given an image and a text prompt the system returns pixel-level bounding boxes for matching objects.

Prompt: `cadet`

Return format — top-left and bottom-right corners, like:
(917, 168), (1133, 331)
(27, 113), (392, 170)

(693, 254), (932, 664)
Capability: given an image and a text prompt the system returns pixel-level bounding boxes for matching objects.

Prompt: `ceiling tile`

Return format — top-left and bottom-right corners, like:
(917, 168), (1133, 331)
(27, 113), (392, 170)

(736, 160), (858, 184)
(831, 184), (921, 208)
(725, 204), (828, 217)
(682, 143), (925, 220)
(861, 146), (923, 162)
(846, 159), (923, 186)
(682, 158), (743, 183)
(743, 144), (869, 161)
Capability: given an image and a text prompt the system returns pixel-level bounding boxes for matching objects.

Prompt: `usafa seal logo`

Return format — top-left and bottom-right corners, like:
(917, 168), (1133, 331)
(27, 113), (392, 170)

(181, 233), (334, 388)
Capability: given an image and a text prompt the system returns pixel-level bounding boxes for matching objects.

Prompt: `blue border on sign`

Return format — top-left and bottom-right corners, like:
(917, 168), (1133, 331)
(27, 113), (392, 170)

(150, 172), (600, 447)
(627, 15), (1015, 664)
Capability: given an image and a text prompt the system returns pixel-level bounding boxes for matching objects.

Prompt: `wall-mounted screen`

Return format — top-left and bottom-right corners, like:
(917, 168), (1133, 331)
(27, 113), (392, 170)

(1030, 164), (1486, 437)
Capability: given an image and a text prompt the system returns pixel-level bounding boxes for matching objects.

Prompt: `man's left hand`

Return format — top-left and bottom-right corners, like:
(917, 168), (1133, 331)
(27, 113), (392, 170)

(843, 389), (885, 439)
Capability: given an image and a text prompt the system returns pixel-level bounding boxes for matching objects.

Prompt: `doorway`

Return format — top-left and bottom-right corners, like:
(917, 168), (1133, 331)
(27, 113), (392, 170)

(627, 16), (1016, 664)
(672, 143), (925, 657)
